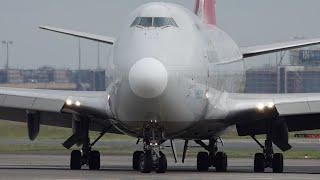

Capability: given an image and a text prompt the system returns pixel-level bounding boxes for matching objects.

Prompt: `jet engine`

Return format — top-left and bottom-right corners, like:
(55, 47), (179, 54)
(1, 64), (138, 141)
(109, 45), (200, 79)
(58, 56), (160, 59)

(26, 111), (40, 141)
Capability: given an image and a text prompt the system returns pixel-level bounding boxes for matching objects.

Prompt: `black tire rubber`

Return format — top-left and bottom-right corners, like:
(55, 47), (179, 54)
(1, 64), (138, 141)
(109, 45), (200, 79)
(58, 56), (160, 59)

(197, 152), (209, 172)
(89, 150), (100, 170)
(132, 151), (143, 171)
(70, 150), (82, 170)
(215, 152), (228, 172)
(140, 151), (152, 173)
(156, 151), (168, 173)
(272, 153), (284, 173)
(209, 152), (215, 167)
(254, 153), (265, 173)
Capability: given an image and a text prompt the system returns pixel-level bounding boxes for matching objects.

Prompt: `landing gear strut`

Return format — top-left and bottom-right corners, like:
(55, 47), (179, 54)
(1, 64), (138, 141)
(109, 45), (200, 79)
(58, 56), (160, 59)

(70, 116), (104, 170)
(132, 124), (167, 173)
(252, 120), (284, 173)
(195, 138), (228, 172)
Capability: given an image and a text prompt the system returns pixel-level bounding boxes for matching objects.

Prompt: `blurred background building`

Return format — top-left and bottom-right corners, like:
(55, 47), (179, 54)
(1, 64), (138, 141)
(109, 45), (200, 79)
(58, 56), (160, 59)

(245, 48), (320, 93)
(0, 67), (106, 91)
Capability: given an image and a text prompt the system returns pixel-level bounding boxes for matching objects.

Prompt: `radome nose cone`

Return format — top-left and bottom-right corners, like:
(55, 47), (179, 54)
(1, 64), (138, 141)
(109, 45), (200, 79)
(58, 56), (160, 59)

(129, 58), (168, 99)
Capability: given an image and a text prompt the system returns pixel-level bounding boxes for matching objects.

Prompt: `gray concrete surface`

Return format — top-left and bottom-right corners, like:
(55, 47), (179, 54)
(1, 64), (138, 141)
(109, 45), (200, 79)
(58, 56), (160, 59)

(0, 154), (320, 180)
(3, 138), (320, 151)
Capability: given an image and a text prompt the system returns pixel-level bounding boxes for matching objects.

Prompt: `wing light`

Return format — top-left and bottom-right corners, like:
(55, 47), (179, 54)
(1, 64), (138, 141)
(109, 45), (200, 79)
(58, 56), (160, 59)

(256, 103), (265, 111)
(65, 99), (81, 107)
(267, 102), (275, 109)
(66, 99), (73, 106)
(256, 102), (275, 111)
(75, 101), (81, 107)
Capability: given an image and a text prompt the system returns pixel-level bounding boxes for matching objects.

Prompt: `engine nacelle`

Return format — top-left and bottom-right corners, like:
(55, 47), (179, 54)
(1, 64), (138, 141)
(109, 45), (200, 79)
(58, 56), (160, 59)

(236, 118), (292, 151)
(26, 111), (40, 141)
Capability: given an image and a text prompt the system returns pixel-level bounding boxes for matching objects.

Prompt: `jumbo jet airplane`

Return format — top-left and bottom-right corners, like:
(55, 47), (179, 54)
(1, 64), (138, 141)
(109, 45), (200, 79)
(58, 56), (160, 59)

(2, 0), (320, 174)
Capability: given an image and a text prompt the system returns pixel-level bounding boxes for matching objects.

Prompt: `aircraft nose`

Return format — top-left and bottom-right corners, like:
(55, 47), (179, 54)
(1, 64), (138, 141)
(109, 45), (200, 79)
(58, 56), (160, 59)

(129, 58), (168, 99)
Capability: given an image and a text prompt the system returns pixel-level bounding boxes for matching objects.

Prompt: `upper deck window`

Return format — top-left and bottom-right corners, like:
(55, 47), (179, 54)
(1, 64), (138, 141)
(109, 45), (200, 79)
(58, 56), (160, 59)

(131, 17), (178, 28)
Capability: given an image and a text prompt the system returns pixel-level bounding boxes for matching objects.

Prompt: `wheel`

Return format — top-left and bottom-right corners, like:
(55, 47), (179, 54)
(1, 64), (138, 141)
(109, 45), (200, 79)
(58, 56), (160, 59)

(140, 151), (152, 173)
(272, 153), (284, 173)
(197, 152), (209, 172)
(215, 152), (228, 172)
(156, 151), (167, 173)
(89, 150), (100, 170)
(132, 151), (143, 171)
(70, 150), (82, 170)
(254, 153), (265, 173)
(209, 152), (215, 167)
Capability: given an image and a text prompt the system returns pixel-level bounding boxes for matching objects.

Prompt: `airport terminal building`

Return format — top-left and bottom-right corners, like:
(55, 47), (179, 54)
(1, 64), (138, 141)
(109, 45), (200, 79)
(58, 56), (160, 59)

(245, 49), (320, 93)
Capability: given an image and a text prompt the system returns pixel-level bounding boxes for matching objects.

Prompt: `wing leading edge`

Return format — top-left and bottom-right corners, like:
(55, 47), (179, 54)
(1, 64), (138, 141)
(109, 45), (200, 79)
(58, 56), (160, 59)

(241, 38), (320, 58)
(39, 26), (116, 45)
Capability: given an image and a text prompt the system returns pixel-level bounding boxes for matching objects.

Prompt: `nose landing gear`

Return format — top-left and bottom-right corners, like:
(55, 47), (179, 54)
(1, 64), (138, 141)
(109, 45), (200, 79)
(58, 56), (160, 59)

(132, 124), (168, 173)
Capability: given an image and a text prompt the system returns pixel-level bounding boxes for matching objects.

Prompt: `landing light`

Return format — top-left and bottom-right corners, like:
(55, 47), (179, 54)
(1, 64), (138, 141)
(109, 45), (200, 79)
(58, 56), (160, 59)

(66, 99), (73, 106)
(75, 101), (81, 107)
(267, 102), (275, 109)
(256, 102), (275, 111)
(256, 103), (265, 111)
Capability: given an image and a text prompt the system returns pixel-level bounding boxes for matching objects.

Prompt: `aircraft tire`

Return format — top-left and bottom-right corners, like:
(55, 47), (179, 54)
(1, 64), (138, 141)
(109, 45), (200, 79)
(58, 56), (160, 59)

(140, 151), (152, 173)
(215, 152), (228, 172)
(254, 153), (265, 173)
(132, 151), (143, 171)
(197, 152), (209, 172)
(156, 151), (167, 173)
(89, 150), (100, 170)
(70, 150), (82, 170)
(272, 153), (284, 173)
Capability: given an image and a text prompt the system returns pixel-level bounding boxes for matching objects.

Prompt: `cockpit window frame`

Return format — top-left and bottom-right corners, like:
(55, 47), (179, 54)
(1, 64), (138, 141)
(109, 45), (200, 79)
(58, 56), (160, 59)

(130, 17), (178, 28)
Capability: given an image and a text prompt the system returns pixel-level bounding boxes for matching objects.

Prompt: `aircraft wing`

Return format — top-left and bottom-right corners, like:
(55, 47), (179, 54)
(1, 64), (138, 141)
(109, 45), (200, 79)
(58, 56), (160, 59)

(0, 87), (117, 134)
(205, 91), (320, 151)
(241, 38), (320, 58)
(39, 26), (116, 45)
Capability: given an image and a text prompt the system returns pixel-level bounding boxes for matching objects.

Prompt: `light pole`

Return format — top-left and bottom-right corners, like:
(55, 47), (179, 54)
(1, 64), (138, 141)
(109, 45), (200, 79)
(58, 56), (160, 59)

(78, 38), (81, 71)
(2, 40), (13, 70)
(97, 42), (101, 69)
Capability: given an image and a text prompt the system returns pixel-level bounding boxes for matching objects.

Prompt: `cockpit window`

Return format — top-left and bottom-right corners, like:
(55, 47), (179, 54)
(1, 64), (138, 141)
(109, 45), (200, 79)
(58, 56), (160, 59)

(138, 17), (153, 27)
(153, 17), (178, 27)
(131, 17), (178, 28)
(130, 17), (141, 27)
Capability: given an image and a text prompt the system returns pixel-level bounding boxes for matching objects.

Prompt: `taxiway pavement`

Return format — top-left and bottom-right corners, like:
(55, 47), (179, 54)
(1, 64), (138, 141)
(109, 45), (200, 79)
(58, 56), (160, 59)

(0, 154), (320, 180)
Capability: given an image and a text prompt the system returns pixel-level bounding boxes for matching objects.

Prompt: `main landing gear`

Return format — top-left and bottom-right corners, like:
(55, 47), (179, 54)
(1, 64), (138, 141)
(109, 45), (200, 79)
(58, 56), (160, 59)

(69, 116), (105, 170)
(252, 135), (284, 173)
(132, 125), (167, 173)
(195, 138), (228, 172)
(251, 118), (284, 173)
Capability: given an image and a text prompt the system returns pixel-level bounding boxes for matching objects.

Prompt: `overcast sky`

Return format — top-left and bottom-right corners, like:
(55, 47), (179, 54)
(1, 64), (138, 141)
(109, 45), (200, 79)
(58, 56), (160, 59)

(1, 0), (320, 69)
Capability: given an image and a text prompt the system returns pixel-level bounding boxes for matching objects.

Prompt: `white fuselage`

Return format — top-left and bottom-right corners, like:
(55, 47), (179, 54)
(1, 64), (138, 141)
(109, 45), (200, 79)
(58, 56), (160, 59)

(107, 2), (244, 139)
